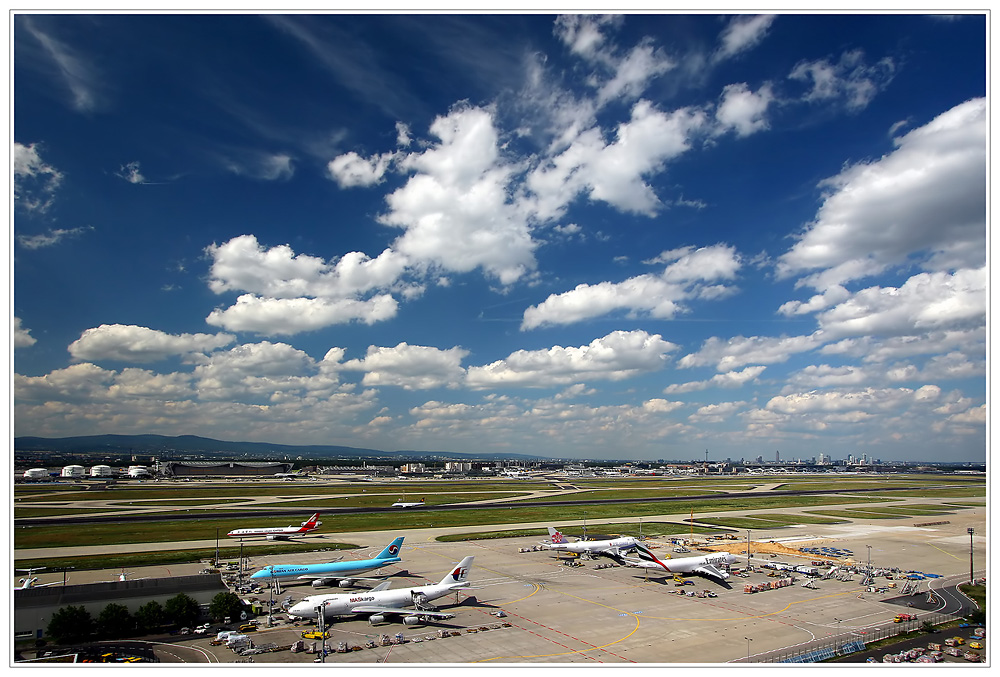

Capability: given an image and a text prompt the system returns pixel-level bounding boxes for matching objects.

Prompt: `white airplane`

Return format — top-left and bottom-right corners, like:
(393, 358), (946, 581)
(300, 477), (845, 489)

(227, 512), (322, 540)
(287, 556), (474, 626)
(391, 497), (425, 508)
(542, 527), (638, 556)
(614, 543), (737, 581)
(15, 568), (59, 590)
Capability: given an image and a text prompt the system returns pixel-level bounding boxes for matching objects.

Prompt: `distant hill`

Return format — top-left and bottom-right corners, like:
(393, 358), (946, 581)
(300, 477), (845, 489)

(13, 434), (543, 462)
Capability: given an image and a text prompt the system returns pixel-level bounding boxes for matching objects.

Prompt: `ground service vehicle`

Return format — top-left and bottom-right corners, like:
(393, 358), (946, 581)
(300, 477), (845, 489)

(302, 630), (330, 640)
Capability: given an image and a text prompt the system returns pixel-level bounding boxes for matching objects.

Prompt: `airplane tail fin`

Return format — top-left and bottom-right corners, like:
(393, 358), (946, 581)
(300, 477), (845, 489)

(547, 527), (567, 544)
(634, 543), (667, 568)
(375, 536), (405, 560)
(440, 556), (474, 586)
(300, 513), (322, 530)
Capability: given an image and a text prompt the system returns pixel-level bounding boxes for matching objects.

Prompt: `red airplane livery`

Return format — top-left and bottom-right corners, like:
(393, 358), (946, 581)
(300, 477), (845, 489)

(227, 513), (322, 540)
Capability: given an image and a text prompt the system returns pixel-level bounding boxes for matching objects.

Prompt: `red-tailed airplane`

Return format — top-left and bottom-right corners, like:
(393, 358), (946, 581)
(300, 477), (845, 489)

(227, 513), (322, 540)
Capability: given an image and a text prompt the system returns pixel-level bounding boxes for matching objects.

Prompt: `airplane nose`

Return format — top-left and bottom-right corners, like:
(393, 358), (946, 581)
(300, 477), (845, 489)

(288, 602), (312, 618)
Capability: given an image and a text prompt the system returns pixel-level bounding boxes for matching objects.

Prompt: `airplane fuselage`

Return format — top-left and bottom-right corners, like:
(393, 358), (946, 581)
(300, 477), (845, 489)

(548, 536), (638, 554)
(289, 581), (465, 619)
(249, 556), (401, 582)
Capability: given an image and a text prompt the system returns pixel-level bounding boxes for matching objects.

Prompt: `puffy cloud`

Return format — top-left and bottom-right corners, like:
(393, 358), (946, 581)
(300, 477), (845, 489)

(13, 141), (63, 213)
(665, 365), (766, 394)
(596, 41), (675, 106)
(16, 363), (115, 403)
(465, 329), (677, 388)
(689, 401), (748, 423)
(820, 327), (985, 364)
(14, 317), (36, 349)
(207, 235), (408, 299)
(343, 343), (469, 390)
(205, 235), (408, 335)
(714, 14), (776, 62)
(715, 82), (774, 137)
(789, 49), (894, 111)
(553, 14), (622, 64)
(328, 150), (396, 187)
(205, 293), (398, 335)
(778, 98), (985, 289)
(679, 334), (823, 371)
(379, 105), (536, 285)
(785, 364), (872, 389)
(522, 244), (740, 329)
(766, 386), (927, 415)
(815, 267), (986, 339)
(68, 324), (235, 364)
(191, 341), (340, 403)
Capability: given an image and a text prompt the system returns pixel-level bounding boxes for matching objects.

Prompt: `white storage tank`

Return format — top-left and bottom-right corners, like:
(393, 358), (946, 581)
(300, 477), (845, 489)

(22, 468), (49, 480)
(127, 465), (151, 478)
(90, 465), (114, 477)
(61, 465), (86, 478)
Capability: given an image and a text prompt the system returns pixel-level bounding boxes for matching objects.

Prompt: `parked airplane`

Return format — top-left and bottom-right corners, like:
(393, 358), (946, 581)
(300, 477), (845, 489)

(612, 543), (737, 581)
(542, 527), (638, 556)
(15, 568), (59, 590)
(392, 497), (425, 508)
(287, 556), (474, 626)
(227, 513), (322, 540)
(249, 536), (404, 588)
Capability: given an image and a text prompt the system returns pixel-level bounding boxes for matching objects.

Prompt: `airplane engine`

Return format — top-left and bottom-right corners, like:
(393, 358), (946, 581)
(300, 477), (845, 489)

(368, 614), (387, 626)
(337, 579), (354, 588)
(312, 578), (334, 588)
(266, 534), (286, 541)
(403, 615), (424, 626)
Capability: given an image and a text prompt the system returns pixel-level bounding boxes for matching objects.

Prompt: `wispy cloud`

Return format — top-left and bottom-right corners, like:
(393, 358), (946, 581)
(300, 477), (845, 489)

(19, 15), (104, 113)
(17, 226), (94, 249)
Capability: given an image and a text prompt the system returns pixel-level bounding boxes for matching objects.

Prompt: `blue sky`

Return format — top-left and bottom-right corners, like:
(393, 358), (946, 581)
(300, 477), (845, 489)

(12, 13), (987, 462)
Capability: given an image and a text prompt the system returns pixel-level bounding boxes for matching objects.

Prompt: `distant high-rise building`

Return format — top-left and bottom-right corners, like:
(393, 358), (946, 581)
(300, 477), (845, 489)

(775, 450), (780, 463)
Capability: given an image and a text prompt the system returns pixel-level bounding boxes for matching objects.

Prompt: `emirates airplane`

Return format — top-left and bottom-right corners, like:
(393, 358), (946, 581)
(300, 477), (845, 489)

(227, 513), (322, 540)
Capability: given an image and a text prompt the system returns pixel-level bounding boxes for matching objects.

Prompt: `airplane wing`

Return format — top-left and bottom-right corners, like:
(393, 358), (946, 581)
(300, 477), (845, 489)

(693, 564), (729, 580)
(348, 605), (456, 618)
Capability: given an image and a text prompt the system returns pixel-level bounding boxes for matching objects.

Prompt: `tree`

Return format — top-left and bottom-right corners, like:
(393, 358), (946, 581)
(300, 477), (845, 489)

(97, 603), (134, 639)
(208, 592), (244, 623)
(134, 600), (165, 634)
(46, 605), (94, 644)
(164, 593), (201, 628)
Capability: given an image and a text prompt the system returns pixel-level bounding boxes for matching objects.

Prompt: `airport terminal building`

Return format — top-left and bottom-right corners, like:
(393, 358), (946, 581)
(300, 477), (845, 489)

(161, 461), (293, 477)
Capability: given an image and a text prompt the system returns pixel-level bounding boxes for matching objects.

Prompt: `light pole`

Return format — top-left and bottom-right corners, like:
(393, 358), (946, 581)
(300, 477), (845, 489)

(967, 528), (974, 585)
(866, 545), (872, 579)
(744, 636), (752, 663)
(746, 530), (752, 569)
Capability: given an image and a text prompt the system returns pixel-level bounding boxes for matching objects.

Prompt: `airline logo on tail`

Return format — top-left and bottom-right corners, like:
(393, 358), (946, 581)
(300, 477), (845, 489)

(450, 566), (468, 582)
(548, 527), (567, 544)
(387, 543), (400, 556)
(636, 544), (670, 570)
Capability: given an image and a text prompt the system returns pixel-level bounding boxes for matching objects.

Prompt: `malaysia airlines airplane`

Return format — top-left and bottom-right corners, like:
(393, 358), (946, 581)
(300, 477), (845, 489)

(614, 543), (737, 581)
(287, 556), (474, 626)
(392, 497), (425, 508)
(542, 526), (638, 556)
(227, 513), (322, 541)
(249, 536), (404, 588)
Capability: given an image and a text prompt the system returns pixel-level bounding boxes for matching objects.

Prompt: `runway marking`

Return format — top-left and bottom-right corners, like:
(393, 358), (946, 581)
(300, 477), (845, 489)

(927, 543), (962, 560)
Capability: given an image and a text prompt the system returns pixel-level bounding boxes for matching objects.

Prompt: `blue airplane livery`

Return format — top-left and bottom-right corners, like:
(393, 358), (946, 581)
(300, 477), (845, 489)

(249, 536), (404, 587)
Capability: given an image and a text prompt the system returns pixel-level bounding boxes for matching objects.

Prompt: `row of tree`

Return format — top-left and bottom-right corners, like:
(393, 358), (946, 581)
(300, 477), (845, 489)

(45, 592), (247, 645)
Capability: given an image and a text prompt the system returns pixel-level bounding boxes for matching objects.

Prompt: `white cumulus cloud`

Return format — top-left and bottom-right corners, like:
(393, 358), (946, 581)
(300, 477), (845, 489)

(68, 324), (235, 364)
(466, 329), (677, 389)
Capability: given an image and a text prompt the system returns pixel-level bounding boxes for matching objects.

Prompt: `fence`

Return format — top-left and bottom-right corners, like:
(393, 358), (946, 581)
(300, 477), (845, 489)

(748, 612), (956, 663)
